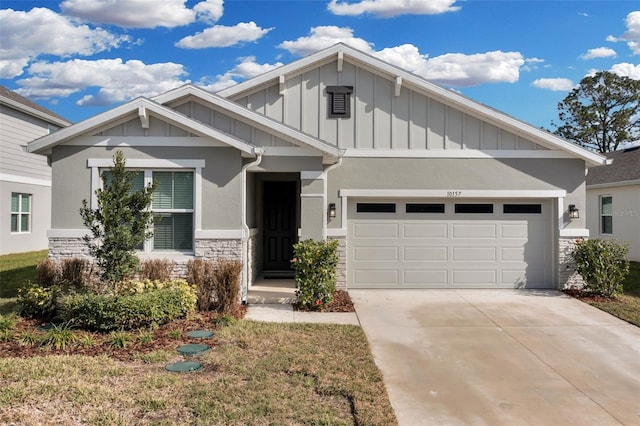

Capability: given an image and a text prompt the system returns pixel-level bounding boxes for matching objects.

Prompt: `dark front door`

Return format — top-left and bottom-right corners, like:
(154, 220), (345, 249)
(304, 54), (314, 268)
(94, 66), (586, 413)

(262, 181), (297, 274)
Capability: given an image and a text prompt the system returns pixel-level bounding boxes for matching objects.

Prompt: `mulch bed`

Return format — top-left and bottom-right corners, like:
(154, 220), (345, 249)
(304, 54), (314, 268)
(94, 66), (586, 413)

(293, 289), (355, 313)
(0, 308), (246, 361)
(563, 289), (621, 304)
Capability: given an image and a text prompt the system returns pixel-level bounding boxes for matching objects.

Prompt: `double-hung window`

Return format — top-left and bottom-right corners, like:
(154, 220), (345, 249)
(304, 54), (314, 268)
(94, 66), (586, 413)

(152, 171), (193, 251)
(11, 193), (31, 233)
(600, 195), (613, 235)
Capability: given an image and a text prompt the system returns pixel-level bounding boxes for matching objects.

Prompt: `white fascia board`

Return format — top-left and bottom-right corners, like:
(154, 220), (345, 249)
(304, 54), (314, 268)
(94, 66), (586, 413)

(153, 85), (339, 157)
(27, 98), (256, 155)
(195, 230), (243, 239)
(339, 189), (567, 199)
(217, 43), (606, 167)
(65, 136), (227, 148)
(88, 158), (205, 168)
(48, 229), (88, 238)
(0, 96), (71, 128)
(342, 149), (575, 159)
(0, 173), (51, 187)
(586, 179), (640, 190)
(559, 229), (590, 237)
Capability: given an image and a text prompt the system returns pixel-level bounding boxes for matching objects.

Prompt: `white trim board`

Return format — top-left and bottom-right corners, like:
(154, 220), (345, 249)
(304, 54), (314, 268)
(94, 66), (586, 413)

(339, 189), (567, 198)
(559, 229), (590, 237)
(66, 136), (227, 148)
(88, 158), (205, 168)
(0, 173), (51, 187)
(341, 149), (574, 159)
(587, 179), (640, 190)
(195, 230), (243, 239)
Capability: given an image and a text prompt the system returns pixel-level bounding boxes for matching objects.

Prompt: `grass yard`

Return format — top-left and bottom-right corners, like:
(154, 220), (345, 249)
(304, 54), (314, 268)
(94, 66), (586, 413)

(0, 321), (397, 425)
(577, 261), (640, 327)
(0, 250), (47, 315)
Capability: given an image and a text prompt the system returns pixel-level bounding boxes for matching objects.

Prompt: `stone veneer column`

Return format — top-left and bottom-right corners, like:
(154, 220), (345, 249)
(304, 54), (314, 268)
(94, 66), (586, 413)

(330, 236), (347, 290)
(557, 236), (586, 289)
(48, 237), (91, 260)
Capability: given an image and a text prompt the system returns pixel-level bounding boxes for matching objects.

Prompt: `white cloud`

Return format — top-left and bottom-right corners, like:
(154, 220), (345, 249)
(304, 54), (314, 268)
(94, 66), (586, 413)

(15, 59), (189, 106)
(609, 62), (640, 80)
(279, 27), (525, 87)
(278, 26), (374, 56)
(60, 0), (223, 28)
(608, 11), (640, 54)
(580, 47), (617, 60)
(532, 78), (575, 91)
(201, 56), (283, 92)
(0, 7), (130, 78)
(176, 22), (273, 48)
(328, 0), (460, 17)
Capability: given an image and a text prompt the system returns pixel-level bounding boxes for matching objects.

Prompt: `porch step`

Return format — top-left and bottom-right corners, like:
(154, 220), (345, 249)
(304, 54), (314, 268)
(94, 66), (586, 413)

(247, 279), (296, 304)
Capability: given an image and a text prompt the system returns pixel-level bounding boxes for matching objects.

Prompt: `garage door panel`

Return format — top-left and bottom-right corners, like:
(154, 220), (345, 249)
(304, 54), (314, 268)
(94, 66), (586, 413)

(452, 223), (497, 239)
(404, 246), (447, 261)
(353, 223), (399, 238)
(353, 246), (399, 261)
(452, 247), (497, 261)
(453, 270), (497, 285)
(403, 223), (448, 238)
(404, 270), (448, 285)
(501, 223), (529, 239)
(354, 269), (398, 286)
(501, 247), (525, 261)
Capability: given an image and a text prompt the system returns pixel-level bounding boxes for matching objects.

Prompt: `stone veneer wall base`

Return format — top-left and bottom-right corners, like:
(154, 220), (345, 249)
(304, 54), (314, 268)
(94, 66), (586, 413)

(558, 236), (586, 290)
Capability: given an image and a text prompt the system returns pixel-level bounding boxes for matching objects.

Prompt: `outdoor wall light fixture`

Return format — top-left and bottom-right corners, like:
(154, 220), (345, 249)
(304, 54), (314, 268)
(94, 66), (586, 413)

(328, 203), (337, 218)
(569, 204), (580, 219)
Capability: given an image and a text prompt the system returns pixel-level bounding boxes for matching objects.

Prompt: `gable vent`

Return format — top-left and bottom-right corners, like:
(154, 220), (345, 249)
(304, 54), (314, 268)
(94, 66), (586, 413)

(326, 86), (353, 118)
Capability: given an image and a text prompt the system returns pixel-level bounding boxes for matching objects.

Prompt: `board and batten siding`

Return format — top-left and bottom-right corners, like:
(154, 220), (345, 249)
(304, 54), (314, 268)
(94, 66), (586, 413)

(0, 107), (52, 180)
(234, 60), (548, 152)
(96, 103), (294, 148)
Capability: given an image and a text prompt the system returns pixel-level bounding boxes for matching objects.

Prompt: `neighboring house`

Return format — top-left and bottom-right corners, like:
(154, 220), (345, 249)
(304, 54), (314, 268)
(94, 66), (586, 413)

(0, 86), (71, 255)
(28, 44), (606, 298)
(586, 146), (640, 261)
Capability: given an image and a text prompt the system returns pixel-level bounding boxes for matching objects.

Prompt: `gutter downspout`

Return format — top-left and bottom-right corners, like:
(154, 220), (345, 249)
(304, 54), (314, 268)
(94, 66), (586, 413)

(322, 153), (344, 240)
(241, 147), (263, 303)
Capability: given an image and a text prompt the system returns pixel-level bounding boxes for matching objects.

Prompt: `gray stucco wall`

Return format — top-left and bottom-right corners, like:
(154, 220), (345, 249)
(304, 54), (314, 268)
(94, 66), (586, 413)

(326, 157), (587, 230)
(0, 181), (51, 254)
(50, 145), (243, 230)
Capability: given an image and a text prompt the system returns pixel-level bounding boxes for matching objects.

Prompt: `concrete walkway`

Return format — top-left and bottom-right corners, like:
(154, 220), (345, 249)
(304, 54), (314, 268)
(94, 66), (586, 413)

(245, 303), (360, 325)
(350, 289), (640, 426)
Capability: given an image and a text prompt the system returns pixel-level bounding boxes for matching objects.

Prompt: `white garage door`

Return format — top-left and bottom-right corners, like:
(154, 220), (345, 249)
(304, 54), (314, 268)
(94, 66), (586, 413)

(348, 199), (553, 288)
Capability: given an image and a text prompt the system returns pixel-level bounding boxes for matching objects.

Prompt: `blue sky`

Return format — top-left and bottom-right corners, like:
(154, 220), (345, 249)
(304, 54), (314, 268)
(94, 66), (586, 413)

(1, 0), (638, 129)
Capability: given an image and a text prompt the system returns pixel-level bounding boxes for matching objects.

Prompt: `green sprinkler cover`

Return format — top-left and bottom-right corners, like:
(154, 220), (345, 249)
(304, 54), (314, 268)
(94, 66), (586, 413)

(165, 361), (203, 373)
(186, 330), (214, 339)
(177, 343), (210, 355)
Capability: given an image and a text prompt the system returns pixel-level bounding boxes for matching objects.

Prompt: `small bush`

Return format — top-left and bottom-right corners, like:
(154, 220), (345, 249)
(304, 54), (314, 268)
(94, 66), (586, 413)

(215, 314), (235, 328)
(19, 331), (42, 346)
(58, 280), (197, 331)
(138, 330), (154, 345)
(108, 330), (133, 348)
(168, 329), (182, 340)
(139, 259), (174, 281)
(41, 322), (77, 350)
(77, 333), (96, 347)
(60, 258), (93, 290)
(571, 238), (630, 297)
(213, 259), (242, 315)
(187, 259), (216, 311)
(17, 282), (63, 320)
(292, 239), (339, 310)
(0, 314), (17, 341)
(36, 259), (60, 286)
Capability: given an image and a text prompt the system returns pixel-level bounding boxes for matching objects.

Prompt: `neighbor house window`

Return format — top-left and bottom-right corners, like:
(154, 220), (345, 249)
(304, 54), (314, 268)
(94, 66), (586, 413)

(600, 196), (613, 235)
(326, 86), (353, 118)
(10, 193), (31, 233)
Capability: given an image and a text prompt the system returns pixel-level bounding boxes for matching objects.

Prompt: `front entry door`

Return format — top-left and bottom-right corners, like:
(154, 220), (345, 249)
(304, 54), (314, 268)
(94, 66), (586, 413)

(262, 181), (297, 274)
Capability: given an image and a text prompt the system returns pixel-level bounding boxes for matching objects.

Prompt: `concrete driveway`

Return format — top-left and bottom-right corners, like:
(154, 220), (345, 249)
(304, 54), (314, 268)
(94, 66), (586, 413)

(350, 289), (640, 426)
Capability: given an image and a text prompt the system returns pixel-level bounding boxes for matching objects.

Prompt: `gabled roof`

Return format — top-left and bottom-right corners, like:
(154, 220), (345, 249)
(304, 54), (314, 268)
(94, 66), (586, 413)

(0, 85), (71, 127)
(152, 84), (339, 157)
(218, 43), (607, 167)
(27, 97), (257, 155)
(586, 146), (640, 186)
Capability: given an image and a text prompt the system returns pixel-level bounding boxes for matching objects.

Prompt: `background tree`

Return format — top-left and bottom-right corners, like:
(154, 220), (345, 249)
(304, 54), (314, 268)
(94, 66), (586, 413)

(80, 151), (155, 288)
(552, 71), (640, 153)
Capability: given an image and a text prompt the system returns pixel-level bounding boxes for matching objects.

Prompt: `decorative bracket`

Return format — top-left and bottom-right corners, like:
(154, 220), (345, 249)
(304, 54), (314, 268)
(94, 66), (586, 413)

(395, 77), (402, 97)
(279, 75), (286, 95)
(138, 105), (149, 129)
(337, 51), (344, 72)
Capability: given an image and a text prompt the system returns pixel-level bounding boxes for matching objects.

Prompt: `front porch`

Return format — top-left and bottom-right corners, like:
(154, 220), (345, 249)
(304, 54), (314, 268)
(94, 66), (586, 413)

(246, 278), (296, 304)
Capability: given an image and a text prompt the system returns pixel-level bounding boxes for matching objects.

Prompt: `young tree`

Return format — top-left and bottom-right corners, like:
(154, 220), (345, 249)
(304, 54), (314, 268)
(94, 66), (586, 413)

(80, 151), (155, 288)
(552, 71), (640, 153)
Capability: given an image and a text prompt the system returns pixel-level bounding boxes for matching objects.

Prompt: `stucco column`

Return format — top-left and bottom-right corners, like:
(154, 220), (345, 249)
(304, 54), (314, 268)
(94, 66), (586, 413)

(300, 171), (324, 241)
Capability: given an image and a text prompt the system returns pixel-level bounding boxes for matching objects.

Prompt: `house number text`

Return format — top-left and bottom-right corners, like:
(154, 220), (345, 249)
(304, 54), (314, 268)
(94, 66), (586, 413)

(447, 191), (462, 198)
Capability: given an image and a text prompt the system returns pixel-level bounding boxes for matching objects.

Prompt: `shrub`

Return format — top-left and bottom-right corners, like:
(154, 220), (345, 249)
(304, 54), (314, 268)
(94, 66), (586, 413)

(58, 280), (197, 331)
(60, 258), (93, 290)
(17, 282), (63, 320)
(0, 313), (17, 341)
(139, 259), (174, 281)
(41, 322), (77, 350)
(19, 331), (42, 346)
(292, 239), (339, 310)
(213, 259), (242, 315)
(187, 259), (216, 311)
(168, 329), (182, 340)
(571, 238), (630, 297)
(36, 259), (60, 286)
(108, 330), (133, 348)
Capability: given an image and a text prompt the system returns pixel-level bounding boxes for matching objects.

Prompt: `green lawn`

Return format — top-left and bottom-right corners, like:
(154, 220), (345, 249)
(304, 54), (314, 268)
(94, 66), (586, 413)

(581, 261), (640, 326)
(0, 321), (397, 425)
(0, 250), (47, 315)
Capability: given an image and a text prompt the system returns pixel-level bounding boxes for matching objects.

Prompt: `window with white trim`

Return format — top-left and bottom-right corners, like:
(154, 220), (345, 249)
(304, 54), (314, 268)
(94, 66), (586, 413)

(100, 169), (194, 252)
(600, 195), (613, 235)
(11, 193), (31, 233)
